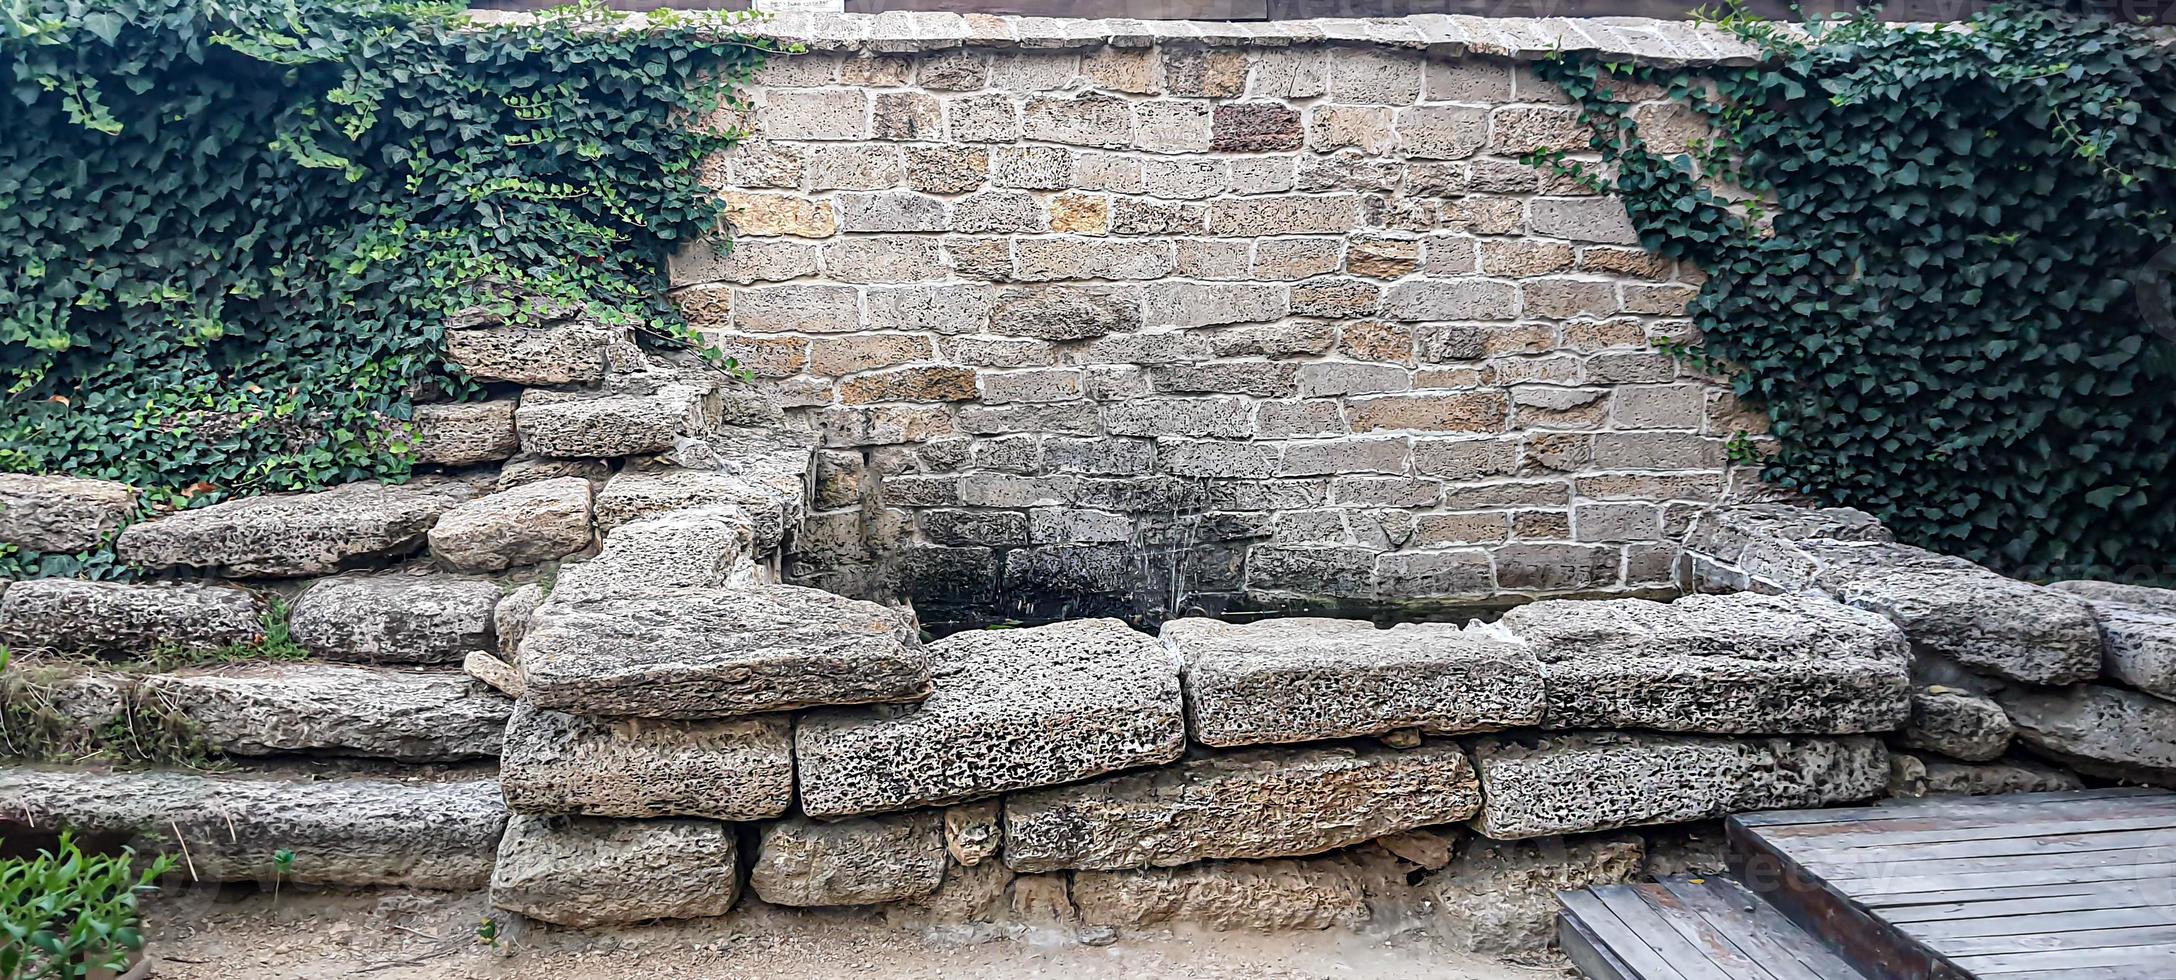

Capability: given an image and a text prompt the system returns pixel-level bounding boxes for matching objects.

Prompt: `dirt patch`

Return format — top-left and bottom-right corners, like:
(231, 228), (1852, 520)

(143, 886), (1572, 980)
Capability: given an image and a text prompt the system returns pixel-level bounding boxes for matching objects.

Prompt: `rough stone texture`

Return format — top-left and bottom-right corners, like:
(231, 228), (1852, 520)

(1887, 751), (2086, 799)
(490, 814), (739, 927)
(796, 618), (1186, 817)
(426, 477), (594, 572)
(683, 33), (1743, 617)
(1492, 593), (1911, 734)
(1999, 684), (2176, 786)
(1002, 742), (1479, 872)
(443, 318), (611, 385)
(116, 477), (477, 577)
(494, 584), (543, 661)
(1071, 857), (1371, 931)
(516, 382), (723, 459)
(0, 474), (138, 553)
(1163, 617), (1542, 747)
(946, 801), (1002, 867)
(139, 664), (510, 762)
(749, 811), (948, 907)
(1468, 731), (1888, 839)
(518, 584), (929, 719)
(1432, 833), (1645, 955)
(408, 401), (520, 467)
(550, 506), (755, 603)
(0, 767), (504, 888)
(287, 572), (499, 665)
(1900, 686), (2012, 763)
(593, 457), (809, 555)
(0, 579), (262, 653)
(1685, 510), (2103, 687)
(2051, 583), (2176, 700)
(499, 702), (793, 820)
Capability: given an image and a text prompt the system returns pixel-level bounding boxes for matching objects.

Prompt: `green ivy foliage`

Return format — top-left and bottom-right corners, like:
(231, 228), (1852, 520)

(0, 0), (769, 512)
(1534, 6), (2176, 578)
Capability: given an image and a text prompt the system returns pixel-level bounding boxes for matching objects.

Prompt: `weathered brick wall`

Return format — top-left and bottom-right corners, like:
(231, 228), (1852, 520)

(668, 14), (1774, 627)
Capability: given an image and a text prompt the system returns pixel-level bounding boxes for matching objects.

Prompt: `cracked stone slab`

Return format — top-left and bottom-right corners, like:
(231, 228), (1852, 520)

(443, 318), (611, 386)
(140, 663), (511, 762)
(426, 477), (594, 573)
(1899, 685), (2012, 762)
(1795, 540), (2103, 686)
(2050, 582), (2176, 700)
(1071, 856), (1372, 931)
(115, 478), (478, 577)
(287, 572), (500, 665)
(1002, 742), (1480, 872)
(1162, 617), (1542, 747)
(0, 766), (504, 888)
(0, 579), (262, 653)
(515, 382), (722, 459)
(795, 618), (1186, 818)
(549, 506), (757, 604)
(1999, 683), (2176, 786)
(499, 701), (793, 820)
(1493, 592), (1911, 734)
(748, 811), (947, 907)
(407, 401), (519, 468)
(0, 474), (139, 554)
(593, 461), (807, 555)
(1467, 731), (1888, 840)
(490, 814), (739, 927)
(518, 584), (928, 719)
(1887, 751), (2085, 799)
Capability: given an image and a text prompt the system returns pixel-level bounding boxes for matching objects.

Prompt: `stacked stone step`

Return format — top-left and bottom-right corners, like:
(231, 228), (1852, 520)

(488, 581), (1907, 932)
(1683, 505), (2168, 795)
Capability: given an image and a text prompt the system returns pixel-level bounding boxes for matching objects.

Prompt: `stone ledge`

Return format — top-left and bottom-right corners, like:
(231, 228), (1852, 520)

(463, 11), (1769, 66)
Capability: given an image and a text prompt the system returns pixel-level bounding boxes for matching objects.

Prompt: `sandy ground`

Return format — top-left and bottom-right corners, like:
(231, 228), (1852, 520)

(141, 886), (1573, 980)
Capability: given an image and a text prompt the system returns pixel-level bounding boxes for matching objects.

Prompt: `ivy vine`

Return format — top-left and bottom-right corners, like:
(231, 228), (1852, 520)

(1533, 4), (2176, 578)
(0, 0), (772, 567)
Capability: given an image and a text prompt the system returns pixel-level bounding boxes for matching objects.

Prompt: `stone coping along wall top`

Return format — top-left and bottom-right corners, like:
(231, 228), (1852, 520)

(461, 10), (1769, 67)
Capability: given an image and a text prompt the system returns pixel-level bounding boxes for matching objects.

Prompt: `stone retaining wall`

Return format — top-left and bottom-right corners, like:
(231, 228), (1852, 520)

(665, 12), (1772, 627)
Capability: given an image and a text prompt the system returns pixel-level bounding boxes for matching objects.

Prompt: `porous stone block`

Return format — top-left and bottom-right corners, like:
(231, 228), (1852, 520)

(493, 584), (542, 661)
(490, 814), (739, 927)
(0, 580), (261, 653)
(551, 506), (755, 603)
(1900, 686), (2012, 762)
(116, 478), (477, 577)
(1467, 731), (1888, 840)
(515, 383), (722, 458)
(1795, 540), (2103, 687)
(1431, 834), (1645, 955)
(426, 477), (593, 572)
(288, 572), (499, 665)
(518, 584), (928, 719)
(594, 461), (807, 555)
(1492, 593), (1911, 734)
(1161, 617), (1542, 747)
(0, 767), (505, 888)
(2051, 583), (2176, 700)
(499, 702), (793, 820)
(2000, 684), (2176, 785)
(796, 618), (1186, 817)
(444, 319), (611, 385)
(946, 801), (1002, 867)
(141, 663), (510, 762)
(495, 454), (611, 491)
(748, 811), (947, 907)
(1887, 751), (2085, 799)
(1002, 742), (1479, 872)
(407, 401), (519, 467)
(0, 474), (138, 553)
(1071, 857), (1370, 931)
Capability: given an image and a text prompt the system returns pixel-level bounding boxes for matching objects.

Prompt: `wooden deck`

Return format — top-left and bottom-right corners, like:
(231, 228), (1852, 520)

(1560, 788), (2176, 980)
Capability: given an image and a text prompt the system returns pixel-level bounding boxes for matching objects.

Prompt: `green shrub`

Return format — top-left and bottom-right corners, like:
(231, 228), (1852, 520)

(0, 834), (174, 979)
(1533, 5), (2176, 578)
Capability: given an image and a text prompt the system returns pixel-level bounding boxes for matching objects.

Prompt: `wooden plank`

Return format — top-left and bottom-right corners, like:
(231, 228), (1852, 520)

(1732, 788), (2176, 827)
(1989, 967), (2176, 980)
(1881, 886), (2172, 923)
(1762, 812), (2176, 851)
(1863, 879), (2164, 910)
(1629, 883), (1779, 980)
(1561, 888), (1693, 980)
(1902, 904), (2176, 941)
(1729, 820), (1973, 980)
(1559, 909), (1642, 980)
(1656, 877), (1873, 980)
(843, 0), (1268, 16)
(1596, 887), (1742, 980)
(1840, 861), (2176, 899)
(1804, 844), (2176, 881)
(1933, 923), (2176, 956)
(1959, 944), (2176, 973)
